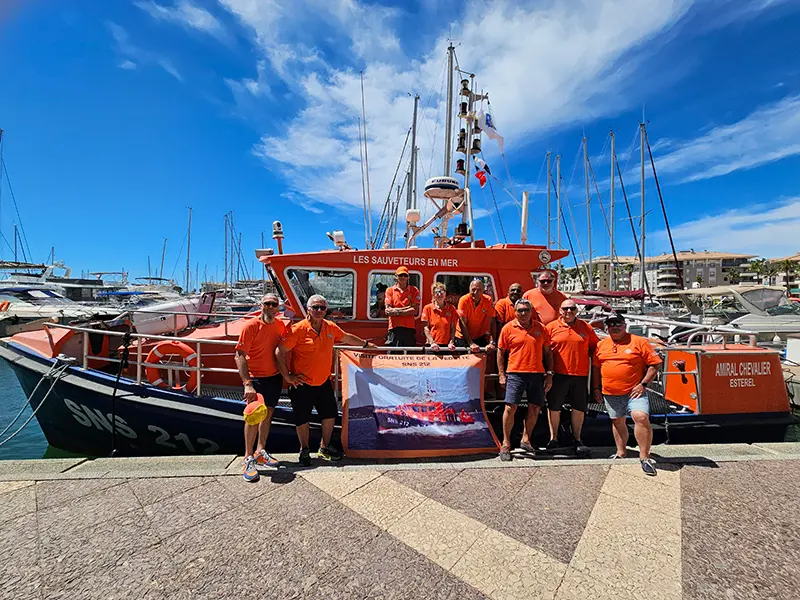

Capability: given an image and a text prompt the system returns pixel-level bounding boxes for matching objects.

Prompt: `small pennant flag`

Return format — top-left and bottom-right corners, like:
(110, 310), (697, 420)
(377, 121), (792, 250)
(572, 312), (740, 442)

(475, 157), (492, 175)
(474, 170), (487, 188)
(476, 110), (504, 153)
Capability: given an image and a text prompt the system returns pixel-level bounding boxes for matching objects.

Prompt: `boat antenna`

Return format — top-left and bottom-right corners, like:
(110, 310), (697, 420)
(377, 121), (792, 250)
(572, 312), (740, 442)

(443, 42), (455, 175)
(645, 125), (684, 290)
(410, 93), (420, 211)
(360, 71), (373, 248)
(357, 117), (369, 248)
(609, 131), (616, 291)
(583, 136), (593, 290)
(546, 151), (551, 246)
(556, 154), (561, 258)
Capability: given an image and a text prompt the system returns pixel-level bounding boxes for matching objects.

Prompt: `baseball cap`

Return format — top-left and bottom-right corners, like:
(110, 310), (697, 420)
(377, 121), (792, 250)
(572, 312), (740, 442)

(605, 313), (626, 325)
(243, 394), (268, 426)
(395, 266), (409, 275)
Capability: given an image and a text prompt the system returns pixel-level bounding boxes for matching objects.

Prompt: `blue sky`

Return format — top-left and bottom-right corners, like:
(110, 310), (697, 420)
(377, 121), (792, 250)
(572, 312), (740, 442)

(1, 0), (800, 285)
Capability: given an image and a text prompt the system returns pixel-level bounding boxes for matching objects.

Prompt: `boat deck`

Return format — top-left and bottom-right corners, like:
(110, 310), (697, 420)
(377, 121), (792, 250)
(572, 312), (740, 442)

(3, 442), (800, 600)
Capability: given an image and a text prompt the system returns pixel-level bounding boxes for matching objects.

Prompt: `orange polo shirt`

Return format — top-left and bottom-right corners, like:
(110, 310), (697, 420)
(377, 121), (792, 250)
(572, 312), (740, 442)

(523, 288), (567, 325)
(421, 302), (458, 344)
(235, 317), (287, 378)
(498, 319), (550, 373)
(279, 318), (346, 387)
(546, 318), (599, 377)
(385, 284), (421, 330)
(594, 334), (662, 396)
(456, 293), (496, 340)
(494, 297), (516, 325)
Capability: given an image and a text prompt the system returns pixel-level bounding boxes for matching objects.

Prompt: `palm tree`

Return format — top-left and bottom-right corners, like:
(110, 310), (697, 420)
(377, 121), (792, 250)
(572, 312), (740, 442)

(749, 258), (767, 284)
(725, 266), (741, 285)
(777, 259), (799, 294)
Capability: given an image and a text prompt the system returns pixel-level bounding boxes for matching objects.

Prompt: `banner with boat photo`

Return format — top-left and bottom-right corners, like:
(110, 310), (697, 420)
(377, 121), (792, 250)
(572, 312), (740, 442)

(340, 351), (499, 458)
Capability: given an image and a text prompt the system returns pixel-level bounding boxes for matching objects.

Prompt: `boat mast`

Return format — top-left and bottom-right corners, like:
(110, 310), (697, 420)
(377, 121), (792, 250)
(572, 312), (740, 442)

(546, 151), (551, 246)
(410, 94), (419, 211)
(159, 238), (167, 280)
(360, 72), (373, 248)
(556, 155), (561, 260)
(583, 137), (592, 290)
(640, 121), (646, 304)
(185, 207), (192, 294)
(223, 214), (228, 290)
(609, 131), (616, 291)
(520, 191), (529, 245)
(463, 74), (476, 247)
(443, 43), (455, 175)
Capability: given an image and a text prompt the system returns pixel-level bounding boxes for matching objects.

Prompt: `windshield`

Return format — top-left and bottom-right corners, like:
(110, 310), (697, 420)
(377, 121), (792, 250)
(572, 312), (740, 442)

(740, 288), (786, 312)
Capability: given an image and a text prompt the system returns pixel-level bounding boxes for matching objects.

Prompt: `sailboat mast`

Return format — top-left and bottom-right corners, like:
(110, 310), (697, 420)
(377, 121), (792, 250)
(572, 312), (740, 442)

(360, 72), (373, 248)
(223, 214), (228, 290)
(443, 43), (455, 175)
(463, 74), (476, 246)
(556, 155), (561, 259)
(546, 152), (551, 246)
(159, 238), (167, 280)
(185, 207), (192, 294)
(640, 122), (646, 301)
(609, 132), (616, 291)
(583, 137), (592, 290)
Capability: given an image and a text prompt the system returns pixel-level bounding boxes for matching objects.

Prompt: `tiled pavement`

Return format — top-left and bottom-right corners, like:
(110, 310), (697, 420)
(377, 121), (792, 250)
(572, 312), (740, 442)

(1, 448), (800, 599)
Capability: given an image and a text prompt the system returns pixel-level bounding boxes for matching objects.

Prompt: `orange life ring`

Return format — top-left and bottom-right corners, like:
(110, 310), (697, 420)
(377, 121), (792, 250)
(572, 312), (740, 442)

(0, 301), (10, 311)
(145, 341), (200, 392)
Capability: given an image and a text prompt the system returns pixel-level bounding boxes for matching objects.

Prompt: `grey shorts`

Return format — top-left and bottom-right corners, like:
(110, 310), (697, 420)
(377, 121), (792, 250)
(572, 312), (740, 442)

(603, 394), (649, 419)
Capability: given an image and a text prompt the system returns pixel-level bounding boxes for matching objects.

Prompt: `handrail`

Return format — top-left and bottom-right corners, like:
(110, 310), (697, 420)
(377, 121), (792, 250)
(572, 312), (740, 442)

(685, 330), (758, 349)
(47, 322), (239, 345)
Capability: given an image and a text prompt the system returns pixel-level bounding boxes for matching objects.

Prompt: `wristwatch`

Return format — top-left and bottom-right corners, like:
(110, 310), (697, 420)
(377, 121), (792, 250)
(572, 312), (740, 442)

(545, 370), (553, 376)
(640, 381), (649, 388)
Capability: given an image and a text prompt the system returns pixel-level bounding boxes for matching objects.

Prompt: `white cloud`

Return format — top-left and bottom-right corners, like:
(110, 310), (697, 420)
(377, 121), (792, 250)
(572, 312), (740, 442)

(108, 22), (183, 81)
(135, 0), (226, 39)
(651, 197), (800, 257)
(653, 94), (800, 182)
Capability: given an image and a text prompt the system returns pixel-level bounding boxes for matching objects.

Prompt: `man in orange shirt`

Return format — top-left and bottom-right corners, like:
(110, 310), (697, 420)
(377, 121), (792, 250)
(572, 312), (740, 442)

(545, 298), (599, 456)
(384, 266), (421, 347)
(456, 278), (497, 352)
(523, 270), (568, 325)
(276, 294), (373, 466)
(495, 283), (523, 329)
(592, 314), (662, 476)
(235, 293), (285, 482)
(497, 298), (553, 461)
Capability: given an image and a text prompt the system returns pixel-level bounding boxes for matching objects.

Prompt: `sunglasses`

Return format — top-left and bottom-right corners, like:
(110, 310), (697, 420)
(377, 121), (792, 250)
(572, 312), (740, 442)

(516, 308), (531, 313)
(397, 274), (409, 278)
(310, 305), (328, 311)
(561, 306), (578, 312)
(539, 279), (554, 284)
(262, 301), (279, 307)
(607, 322), (624, 327)
(434, 289), (446, 295)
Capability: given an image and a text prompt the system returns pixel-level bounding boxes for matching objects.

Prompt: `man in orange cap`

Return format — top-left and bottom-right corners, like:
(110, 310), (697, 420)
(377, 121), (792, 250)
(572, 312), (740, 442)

(384, 266), (421, 347)
(523, 270), (568, 325)
(235, 292), (285, 482)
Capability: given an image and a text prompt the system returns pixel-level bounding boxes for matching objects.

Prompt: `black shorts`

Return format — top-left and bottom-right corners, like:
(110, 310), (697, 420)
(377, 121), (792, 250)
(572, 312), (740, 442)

(505, 373), (546, 407)
(455, 334), (489, 348)
(251, 374), (283, 408)
(288, 379), (338, 426)
(547, 374), (588, 412)
(387, 327), (417, 347)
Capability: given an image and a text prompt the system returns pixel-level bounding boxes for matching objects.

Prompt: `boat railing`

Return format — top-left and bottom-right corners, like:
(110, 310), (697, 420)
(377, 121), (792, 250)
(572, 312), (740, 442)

(116, 307), (257, 337)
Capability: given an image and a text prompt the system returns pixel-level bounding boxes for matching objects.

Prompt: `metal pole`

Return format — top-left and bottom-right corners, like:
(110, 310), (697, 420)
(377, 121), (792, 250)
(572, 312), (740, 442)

(546, 152), (551, 247)
(520, 191), (529, 245)
(410, 94), (419, 210)
(640, 122), (646, 304)
(160, 238), (167, 280)
(360, 72), (373, 247)
(224, 214), (228, 290)
(609, 132), (616, 291)
(185, 207), (192, 294)
(443, 44), (455, 175)
(464, 75), (476, 246)
(404, 169), (412, 245)
(195, 341), (202, 397)
(556, 155), (561, 256)
(583, 137), (592, 290)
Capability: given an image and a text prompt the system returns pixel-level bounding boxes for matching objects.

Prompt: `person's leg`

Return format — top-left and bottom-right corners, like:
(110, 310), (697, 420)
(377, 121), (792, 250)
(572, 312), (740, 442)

(256, 407), (274, 453)
(244, 423), (257, 457)
(320, 418), (335, 447)
(522, 405), (541, 445)
(631, 411), (652, 459)
(570, 376), (589, 442)
(546, 375), (568, 443)
(522, 374), (545, 446)
(253, 374), (282, 454)
(610, 417), (628, 457)
(571, 409), (585, 442)
(547, 410), (560, 442)
(502, 404), (517, 449)
(296, 423), (310, 448)
(290, 385), (312, 449)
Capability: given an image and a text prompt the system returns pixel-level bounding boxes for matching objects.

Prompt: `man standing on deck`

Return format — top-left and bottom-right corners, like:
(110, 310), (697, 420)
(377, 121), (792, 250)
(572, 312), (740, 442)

(276, 294), (374, 466)
(523, 271), (567, 325)
(592, 314), (662, 476)
(497, 298), (553, 461)
(235, 293), (285, 482)
(456, 278), (497, 352)
(545, 298), (599, 455)
(384, 267), (421, 347)
(495, 283), (524, 329)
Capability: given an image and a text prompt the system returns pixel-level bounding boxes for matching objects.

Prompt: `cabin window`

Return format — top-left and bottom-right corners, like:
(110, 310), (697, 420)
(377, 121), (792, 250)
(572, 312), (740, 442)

(367, 271), (422, 320)
(434, 273), (496, 306)
(285, 268), (355, 320)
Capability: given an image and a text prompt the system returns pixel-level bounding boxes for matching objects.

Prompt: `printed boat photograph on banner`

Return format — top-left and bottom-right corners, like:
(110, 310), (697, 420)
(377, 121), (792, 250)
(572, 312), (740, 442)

(340, 351), (500, 458)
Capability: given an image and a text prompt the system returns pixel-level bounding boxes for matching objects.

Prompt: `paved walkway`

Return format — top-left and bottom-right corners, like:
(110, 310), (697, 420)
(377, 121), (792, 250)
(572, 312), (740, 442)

(2, 443), (800, 600)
